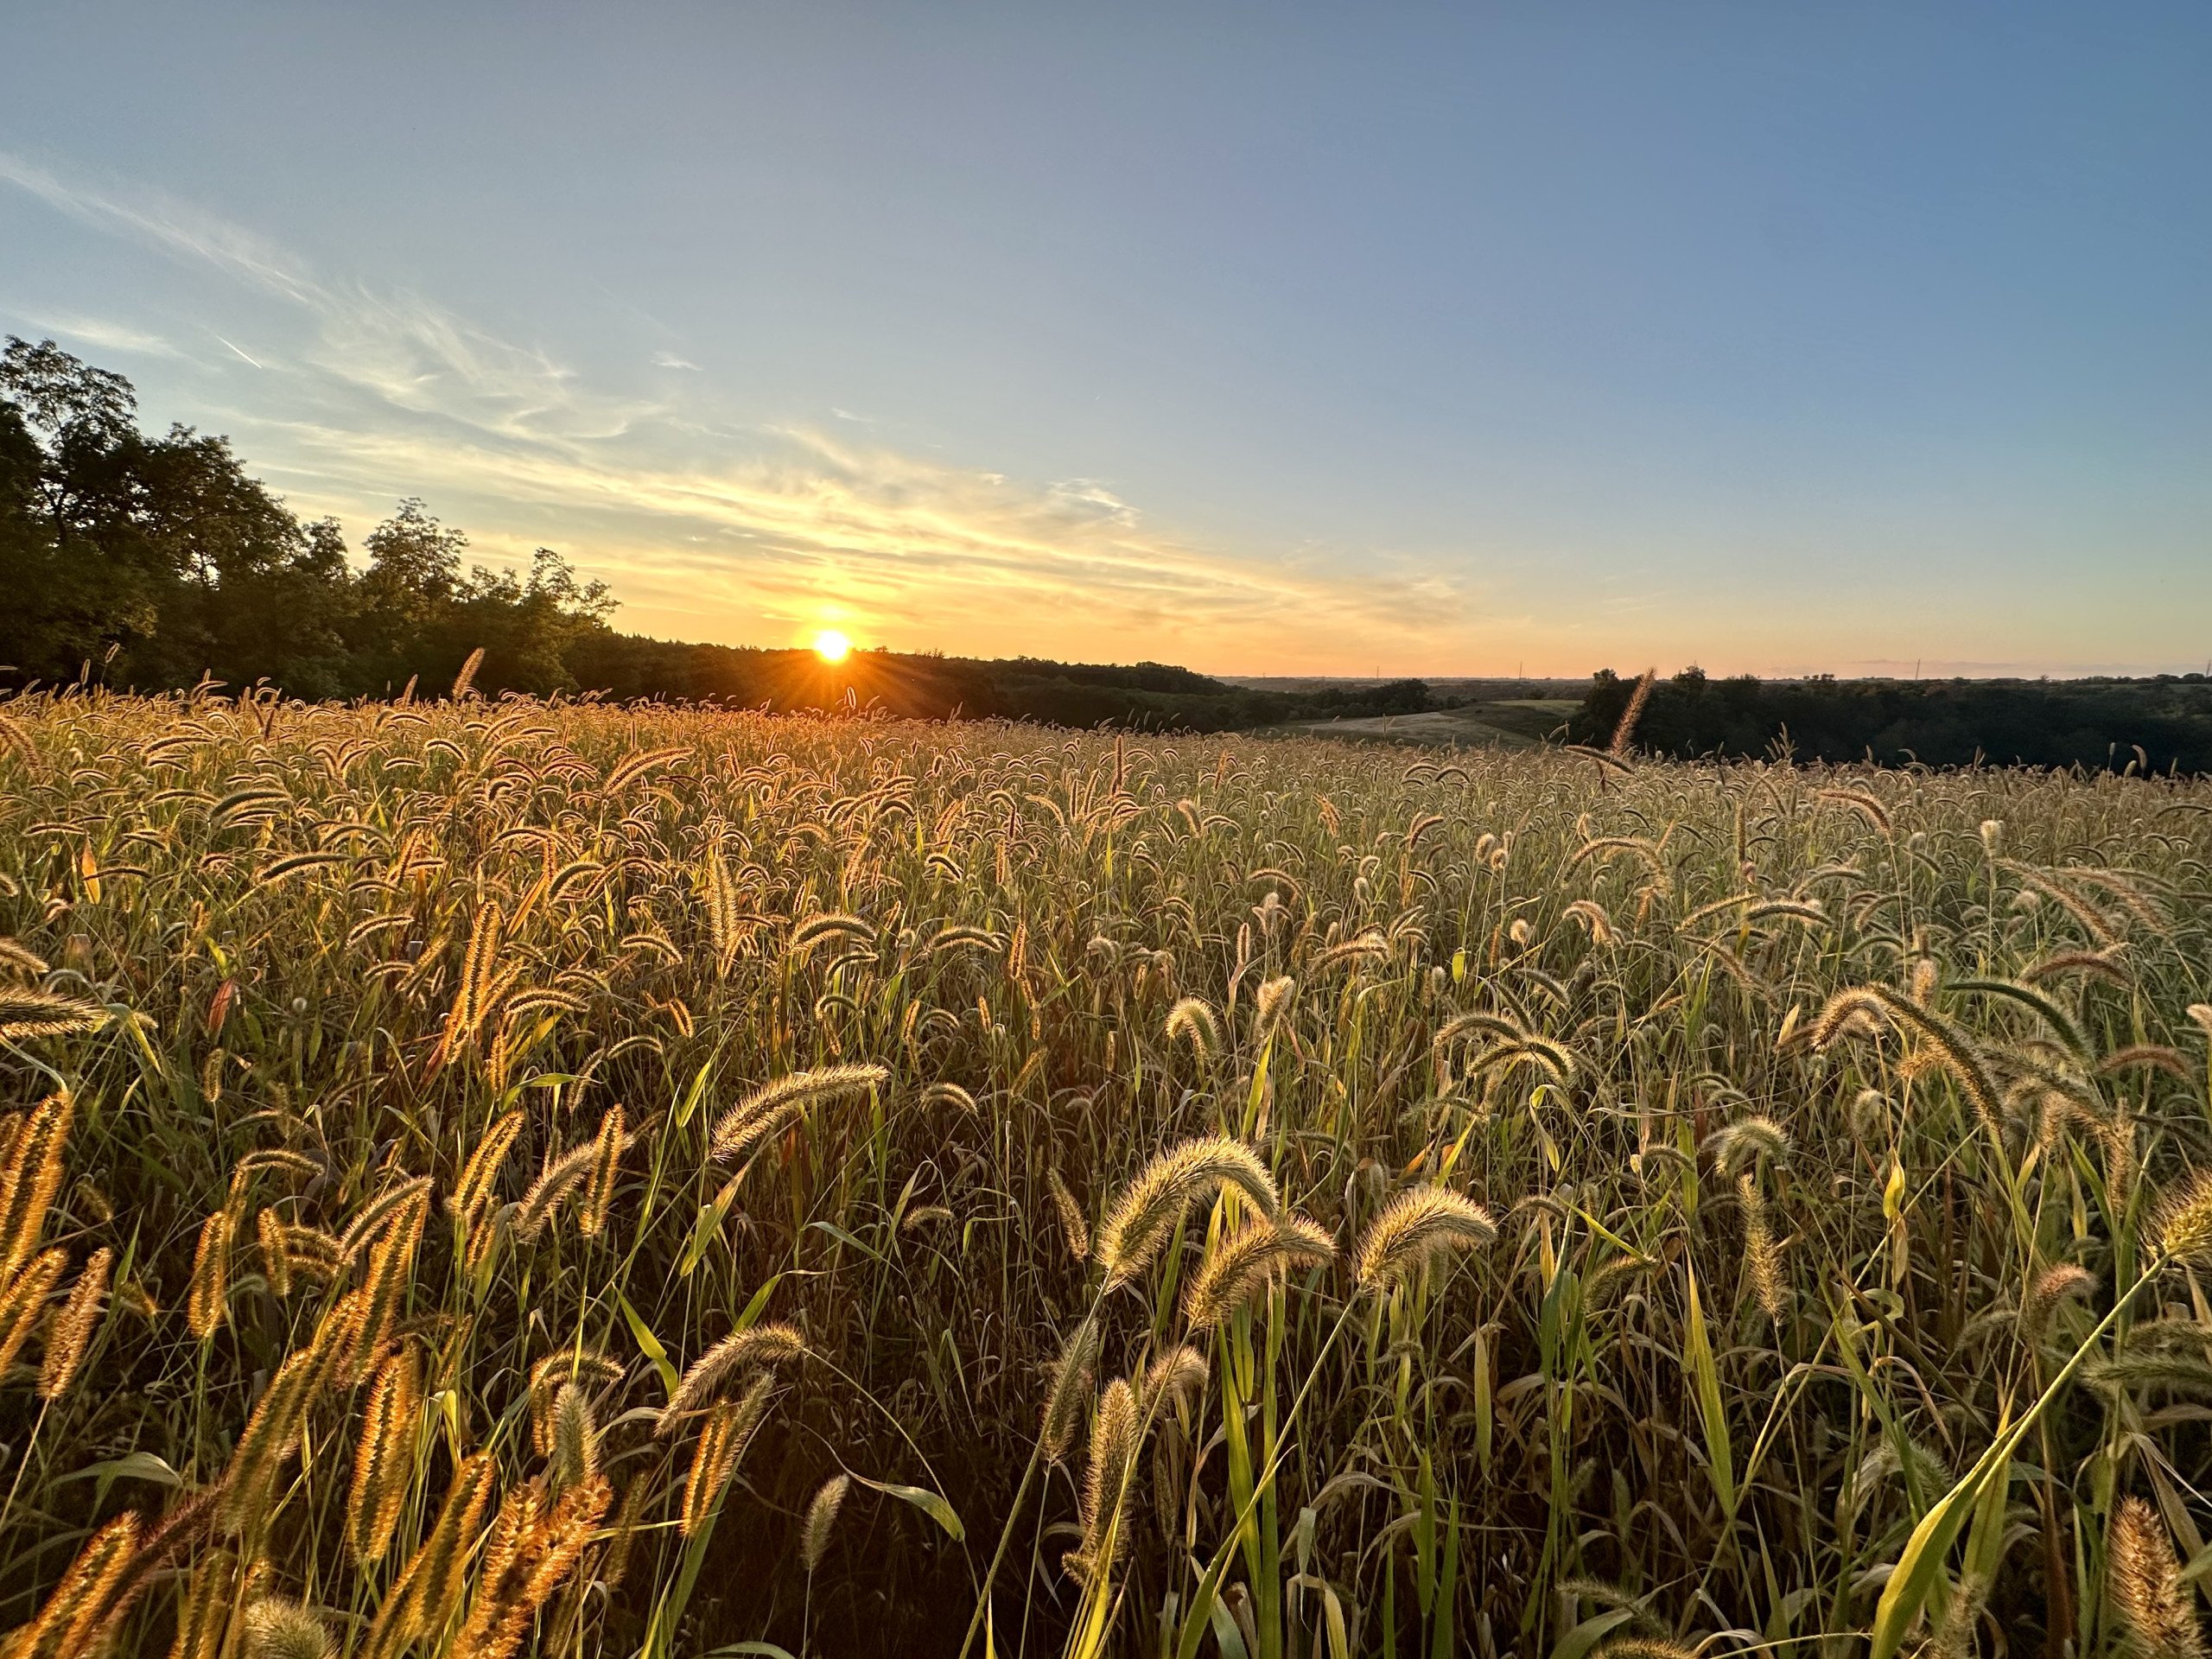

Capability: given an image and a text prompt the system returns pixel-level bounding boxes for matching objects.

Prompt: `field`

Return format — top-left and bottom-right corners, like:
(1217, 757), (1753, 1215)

(1269, 703), (1581, 751)
(1225, 679), (1586, 750)
(3, 693), (2212, 1659)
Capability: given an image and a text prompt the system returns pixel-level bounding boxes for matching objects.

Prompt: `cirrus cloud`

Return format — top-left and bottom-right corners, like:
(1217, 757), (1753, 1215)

(1, 148), (1472, 668)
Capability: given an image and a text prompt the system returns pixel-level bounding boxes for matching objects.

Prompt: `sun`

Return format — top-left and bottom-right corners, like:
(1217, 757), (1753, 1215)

(811, 628), (853, 664)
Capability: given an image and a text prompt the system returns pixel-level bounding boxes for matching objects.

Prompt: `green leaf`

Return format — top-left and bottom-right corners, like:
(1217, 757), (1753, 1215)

(1548, 1609), (1635, 1659)
(808, 1218), (891, 1268)
(1684, 1262), (1735, 1518)
(58, 1450), (181, 1508)
(849, 1471), (965, 1542)
(676, 1055), (715, 1128)
(1429, 1494), (1459, 1659)
(619, 1292), (682, 1395)
(734, 1273), (781, 1332)
(1206, 1593), (1252, 1659)
(1869, 1465), (1985, 1659)
(678, 1181), (741, 1277)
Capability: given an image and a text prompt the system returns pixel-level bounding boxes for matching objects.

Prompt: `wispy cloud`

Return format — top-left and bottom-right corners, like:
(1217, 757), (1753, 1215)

(651, 350), (700, 372)
(254, 415), (1464, 658)
(0, 149), (1471, 666)
(0, 152), (322, 306)
(212, 334), (264, 369)
(0, 150), (652, 444)
(8, 311), (184, 359)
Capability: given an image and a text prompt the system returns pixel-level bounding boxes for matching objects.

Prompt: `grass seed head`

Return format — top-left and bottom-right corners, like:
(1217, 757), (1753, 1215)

(549, 1382), (601, 1491)
(0, 1090), (73, 1281)
(1704, 1115), (1791, 1176)
(802, 1472), (851, 1573)
(185, 1209), (234, 1340)
(0, 1247), (68, 1374)
(2109, 1495), (2207, 1659)
(2020, 1263), (2096, 1344)
(15, 1510), (138, 1656)
(1046, 1166), (1090, 1262)
(243, 1596), (336, 1659)
(1039, 1316), (1102, 1464)
(1164, 996), (1220, 1062)
(36, 1244), (111, 1399)
(0, 988), (106, 1043)
(710, 1064), (888, 1163)
(1355, 1187), (1496, 1294)
(1140, 1344), (1210, 1416)
(2156, 1170), (2212, 1267)
(659, 1322), (808, 1433)
(1181, 1216), (1336, 1329)
(1096, 1137), (1279, 1288)
(348, 1344), (422, 1565)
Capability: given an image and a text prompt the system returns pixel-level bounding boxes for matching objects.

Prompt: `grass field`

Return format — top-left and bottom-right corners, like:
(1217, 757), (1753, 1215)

(3, 691), (2211, 1658)
(1270, 701), (1582, 750)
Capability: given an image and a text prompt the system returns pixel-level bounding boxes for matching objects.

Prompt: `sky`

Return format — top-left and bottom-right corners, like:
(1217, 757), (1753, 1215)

(3, 3), (2209, 678)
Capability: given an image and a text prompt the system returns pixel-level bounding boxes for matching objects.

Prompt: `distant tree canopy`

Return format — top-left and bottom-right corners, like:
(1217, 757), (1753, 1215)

(0, 336), (1427, 731)
(0, 336), (614, 699)
(1572, 666), (2212, 774)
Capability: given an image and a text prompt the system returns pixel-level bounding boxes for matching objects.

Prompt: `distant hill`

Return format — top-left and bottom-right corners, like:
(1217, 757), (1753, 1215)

(565, 635), (1435, 730)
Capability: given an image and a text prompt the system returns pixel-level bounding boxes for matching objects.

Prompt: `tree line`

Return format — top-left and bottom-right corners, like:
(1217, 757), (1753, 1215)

(0, 336), (1433, 730)
(1572, 665), (2212, 774)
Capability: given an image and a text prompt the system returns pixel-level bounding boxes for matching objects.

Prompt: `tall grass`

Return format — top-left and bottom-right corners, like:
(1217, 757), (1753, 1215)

(1, 687), (2210, 1656)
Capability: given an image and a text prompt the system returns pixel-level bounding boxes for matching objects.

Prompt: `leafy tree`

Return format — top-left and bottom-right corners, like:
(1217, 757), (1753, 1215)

(0, 341), (620, 698)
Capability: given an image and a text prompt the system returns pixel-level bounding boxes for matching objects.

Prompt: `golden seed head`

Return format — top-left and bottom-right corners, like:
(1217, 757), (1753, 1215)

(801, 1472), (850, 1573)
(1046, 1166), (1090, 1263)
(2156, 1170), (2212, 1267)
(2109, 1494), (2206, 1659)
(243, 1596), (335, 1659)
(37, 1244), (111, 1399)
(1164, 996), (1219, 1061)
(1251, 976), (1297, 1039)
(1180, 1216), (1335, 1329)
(1355, 1187), (1496, 1294)
(185, 1210), (234, 1340)
(0, 988), (106, 1043)
(1704, 1115), (1791, 1177)
(549, 1382), (600, 1491)
(1077, 1377), (1140, 1574)
(0, 1090), (73, 1281)
(710, 1064), (889, 1163)
(1140, 1344), (1210, 1415)
(2021, 1263), (2096, 1344)
(658, 1322), (809, 1433)
(1096, 1137), (1279, 1288)
(1039, 1317), (1102, 1464)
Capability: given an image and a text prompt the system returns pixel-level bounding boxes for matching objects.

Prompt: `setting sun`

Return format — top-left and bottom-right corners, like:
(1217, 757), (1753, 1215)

(811, 628), (853, 664)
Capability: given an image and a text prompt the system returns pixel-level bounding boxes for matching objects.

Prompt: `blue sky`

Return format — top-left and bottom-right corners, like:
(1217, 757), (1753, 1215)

(3, 3), (2208, 675)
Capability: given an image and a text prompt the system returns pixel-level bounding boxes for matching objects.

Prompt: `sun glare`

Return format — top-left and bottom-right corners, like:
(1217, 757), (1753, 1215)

(811, 628), (853, 664)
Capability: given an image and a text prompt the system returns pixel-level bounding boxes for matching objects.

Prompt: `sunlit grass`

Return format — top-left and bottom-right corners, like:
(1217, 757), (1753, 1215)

(1, 689), (2209, 1656)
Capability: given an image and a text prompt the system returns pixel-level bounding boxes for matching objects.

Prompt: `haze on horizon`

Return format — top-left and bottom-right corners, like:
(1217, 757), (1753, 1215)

(3, 3), (2207, 681)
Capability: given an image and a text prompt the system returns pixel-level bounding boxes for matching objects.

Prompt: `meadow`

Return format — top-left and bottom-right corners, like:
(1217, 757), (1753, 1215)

(2, 689), (2210, 1659)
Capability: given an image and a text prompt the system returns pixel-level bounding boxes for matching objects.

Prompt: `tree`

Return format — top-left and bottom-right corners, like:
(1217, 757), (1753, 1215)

(0, 341), (618, 697)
